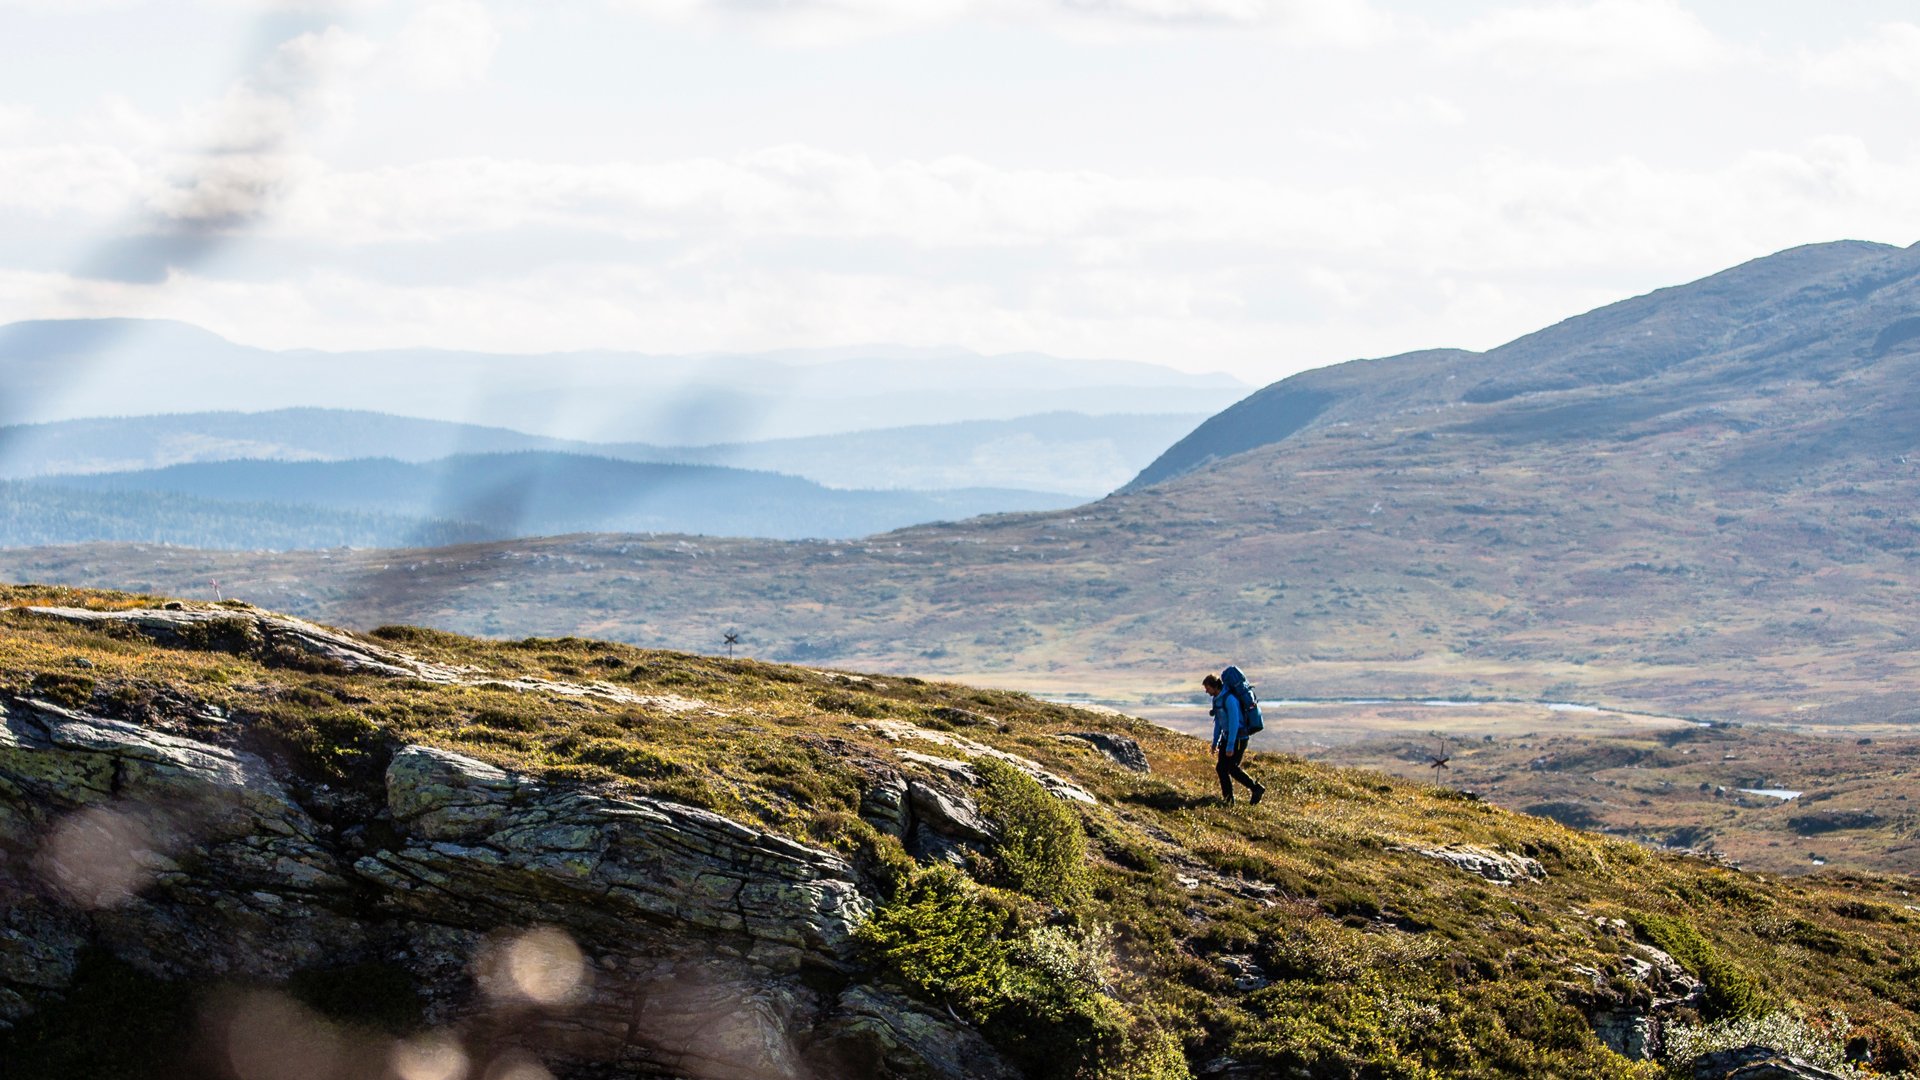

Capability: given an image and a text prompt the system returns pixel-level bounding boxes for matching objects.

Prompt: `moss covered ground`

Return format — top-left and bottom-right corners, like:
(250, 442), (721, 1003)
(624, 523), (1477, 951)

(4, 584), (1919, 1079)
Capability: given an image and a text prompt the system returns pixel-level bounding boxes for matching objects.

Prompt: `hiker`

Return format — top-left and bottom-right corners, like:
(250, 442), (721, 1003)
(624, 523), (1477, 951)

(1205, 670), (1265, 806)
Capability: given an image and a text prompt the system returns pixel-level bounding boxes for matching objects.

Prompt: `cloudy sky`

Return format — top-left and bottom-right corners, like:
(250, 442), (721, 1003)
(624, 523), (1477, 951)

(2, 0), (1918, 384)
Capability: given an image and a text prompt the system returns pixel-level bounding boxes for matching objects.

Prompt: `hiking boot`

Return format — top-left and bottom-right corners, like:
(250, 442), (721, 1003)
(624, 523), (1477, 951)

(1249, 783), (1266, 806)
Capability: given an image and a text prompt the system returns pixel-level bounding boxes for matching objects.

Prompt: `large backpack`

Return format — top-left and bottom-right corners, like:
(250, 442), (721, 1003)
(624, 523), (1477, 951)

(1221, 666), (1264, 735)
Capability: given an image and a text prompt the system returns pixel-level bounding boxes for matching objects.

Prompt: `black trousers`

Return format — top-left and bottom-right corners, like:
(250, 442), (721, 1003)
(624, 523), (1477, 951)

(1216, 739), (1257, 800)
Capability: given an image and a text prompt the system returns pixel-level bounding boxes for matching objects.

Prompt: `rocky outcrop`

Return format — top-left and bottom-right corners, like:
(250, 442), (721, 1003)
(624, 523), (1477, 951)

(1691, 1045), (1850, 1080)
(813, 986), (1022, 1080)
(1214, 954), (1269, 992)
(857, 761), (1001, 869)
(0, 696), (1013, 1079)
(1572, 918), (1705, 1062)
(22, 605), (691, 711)
(24, 604), (463, 681)
(361, 746), (870, 966)
(862, 718), (1097, 804)
(0, 696), (361, 1003)
(1396, 844), (1546, 884)
(1054, 731), (1151, 773)
(905, 779), (994, 845)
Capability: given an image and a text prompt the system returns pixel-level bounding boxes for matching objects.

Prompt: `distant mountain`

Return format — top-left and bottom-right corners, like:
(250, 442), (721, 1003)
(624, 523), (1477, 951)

(0, 319), (1244, 442)
(22, 452), (1085, 544)
(0, 408), (1208, 496)
(0, 481), (493, 551)
(18, 241), (1920, 729)
(1127, 239), (1900, 489)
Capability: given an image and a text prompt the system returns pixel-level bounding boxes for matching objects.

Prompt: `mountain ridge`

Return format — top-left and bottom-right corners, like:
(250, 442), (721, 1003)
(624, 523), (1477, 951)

(1128, 239), (1914, 490)
(0, 407), (1209, 496)
(0, 319), (1246, 441)
(10, 451), (1086, 546)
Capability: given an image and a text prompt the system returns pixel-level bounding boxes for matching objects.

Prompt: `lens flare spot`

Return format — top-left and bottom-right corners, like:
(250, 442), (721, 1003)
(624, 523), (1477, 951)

(481, 1051), (555, 1080)
(389, 1031), (469, 1080)
(37, 805), (160, 909)
(225, 990), (344, 1080)
(480, 926), (586, 1007)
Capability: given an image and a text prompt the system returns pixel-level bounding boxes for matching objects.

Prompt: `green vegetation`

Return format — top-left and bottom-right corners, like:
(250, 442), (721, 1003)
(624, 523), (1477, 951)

(858, 866), (1183, 1080)
(1663, 1012), (1865, 1078)
(1625, 911), (1768, 1021)
(975, 757), (1090, 906)
(3, 586), (1919, 1079)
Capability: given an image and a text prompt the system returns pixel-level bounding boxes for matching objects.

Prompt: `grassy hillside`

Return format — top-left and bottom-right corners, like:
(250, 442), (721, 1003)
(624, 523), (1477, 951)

(4, 586), (1919, 1078)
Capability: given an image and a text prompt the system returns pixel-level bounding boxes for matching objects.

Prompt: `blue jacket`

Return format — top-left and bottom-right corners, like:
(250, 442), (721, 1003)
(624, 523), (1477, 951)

(1210, 692), (1247, 749)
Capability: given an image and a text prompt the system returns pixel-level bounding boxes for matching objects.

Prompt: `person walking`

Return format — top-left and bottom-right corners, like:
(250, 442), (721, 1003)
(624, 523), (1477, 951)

(1205, 672), (1265, 806)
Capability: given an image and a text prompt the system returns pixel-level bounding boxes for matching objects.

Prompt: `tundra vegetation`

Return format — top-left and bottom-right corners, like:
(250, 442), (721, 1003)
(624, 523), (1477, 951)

(1, 586), (1918, 1079)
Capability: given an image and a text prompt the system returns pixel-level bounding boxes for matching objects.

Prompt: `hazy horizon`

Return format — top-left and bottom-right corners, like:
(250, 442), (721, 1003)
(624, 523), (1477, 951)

(4, 1), (1919, 389)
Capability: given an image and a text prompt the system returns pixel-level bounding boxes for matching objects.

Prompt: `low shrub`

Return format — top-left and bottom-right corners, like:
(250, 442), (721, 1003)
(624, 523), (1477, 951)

(857, 864), (1020, 1017)
(28, 672), (94, 710)
(1625, 911), (1766, 1020)
(859, 866), (1188, 1080)
(975, 757), (1089, 907)
(1663, 1011), (1862, 1078)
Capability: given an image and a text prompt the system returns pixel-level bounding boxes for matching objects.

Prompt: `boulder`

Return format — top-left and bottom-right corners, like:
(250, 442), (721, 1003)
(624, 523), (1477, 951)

(907, 781), (995, 844)
(1054, 731), (1151, 773)
(860, 769), (912, 838)
(364, 745), (871, 966)
(1590, 1010), (1657, 1061)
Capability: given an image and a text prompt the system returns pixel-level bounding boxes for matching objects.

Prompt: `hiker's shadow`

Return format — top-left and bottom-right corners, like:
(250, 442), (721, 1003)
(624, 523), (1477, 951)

(1119, 789), (1218, 812)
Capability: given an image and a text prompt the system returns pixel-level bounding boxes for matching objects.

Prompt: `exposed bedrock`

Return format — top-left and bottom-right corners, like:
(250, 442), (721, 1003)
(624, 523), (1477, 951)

(0, 697), (1008, 1079)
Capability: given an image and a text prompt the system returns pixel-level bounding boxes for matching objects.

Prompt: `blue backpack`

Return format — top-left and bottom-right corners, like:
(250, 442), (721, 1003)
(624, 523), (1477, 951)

(1221, 666), (1264, 735)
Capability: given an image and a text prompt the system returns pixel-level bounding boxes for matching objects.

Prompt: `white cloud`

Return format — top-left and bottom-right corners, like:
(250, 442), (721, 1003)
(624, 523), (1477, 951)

(385, 0), (501, 90)
(0, 145), (144, 215)
(608, 0), (1387, 44)
(7, 136), (1918, 380)
(0, 103), (36, 141)
(0, 0), (143, 10)
(6, 1), (1920, 386)
(1801, 22), (1920, 94)
(1439, 0), (1733, 81)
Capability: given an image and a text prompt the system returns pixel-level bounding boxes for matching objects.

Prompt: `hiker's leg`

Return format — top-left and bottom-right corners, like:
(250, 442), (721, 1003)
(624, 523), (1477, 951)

(1225, 743), (1257, 792)
(1215, 750), (1235, 801)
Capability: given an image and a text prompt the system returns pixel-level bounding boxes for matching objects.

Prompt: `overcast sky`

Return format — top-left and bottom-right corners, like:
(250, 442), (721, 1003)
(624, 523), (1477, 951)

(2, 0), (1918, 385)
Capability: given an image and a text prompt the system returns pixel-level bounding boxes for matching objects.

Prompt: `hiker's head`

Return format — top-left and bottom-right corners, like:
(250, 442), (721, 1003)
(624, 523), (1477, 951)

(1202, 674), (1223, 694)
